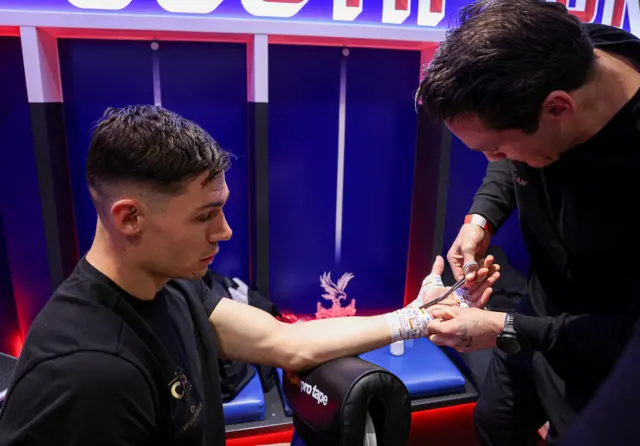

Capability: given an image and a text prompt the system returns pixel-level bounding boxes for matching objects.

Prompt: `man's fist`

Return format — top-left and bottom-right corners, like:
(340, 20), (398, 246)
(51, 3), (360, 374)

(447, 222), (492, 284)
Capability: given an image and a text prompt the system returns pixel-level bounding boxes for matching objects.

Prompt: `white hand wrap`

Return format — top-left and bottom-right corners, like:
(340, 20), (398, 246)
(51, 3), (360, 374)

(384, 306), (431, 343)
(454, 288), (471, 308)
(408, 273), (444, 309)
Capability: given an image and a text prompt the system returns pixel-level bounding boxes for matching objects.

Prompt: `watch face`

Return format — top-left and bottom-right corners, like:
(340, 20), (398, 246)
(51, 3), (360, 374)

(497, 336), (521, 354)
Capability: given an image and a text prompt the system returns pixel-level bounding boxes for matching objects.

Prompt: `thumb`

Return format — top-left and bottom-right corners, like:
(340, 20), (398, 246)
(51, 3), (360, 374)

(429, 334), (461, 348)
(460, 243), (479, 280)
(430, 255), (445, 277)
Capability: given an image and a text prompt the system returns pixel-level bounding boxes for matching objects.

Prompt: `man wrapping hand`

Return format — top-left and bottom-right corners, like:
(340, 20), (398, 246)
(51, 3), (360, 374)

(417, 1), (640, 444)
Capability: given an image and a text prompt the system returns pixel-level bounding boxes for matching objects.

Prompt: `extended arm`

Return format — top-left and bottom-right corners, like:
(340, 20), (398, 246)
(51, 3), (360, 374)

(0, 352), (156, 445)
(208, 258), (499, 372)
(468, 158), (517, 231)
(447, 159), (516, 281)
(210, 298), (393, 371)
(429, 305), (638, 384)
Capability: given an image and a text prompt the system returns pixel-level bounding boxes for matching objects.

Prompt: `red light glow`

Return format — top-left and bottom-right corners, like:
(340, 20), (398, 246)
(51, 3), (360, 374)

(8, 330), (23, 358)
(225, 403), (481, 445)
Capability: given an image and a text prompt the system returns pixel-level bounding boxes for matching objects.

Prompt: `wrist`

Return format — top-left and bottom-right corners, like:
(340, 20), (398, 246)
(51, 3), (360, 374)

(465, 214), (493, 234)
(490, 312), (508, 334)
(384, 306), (431, 343)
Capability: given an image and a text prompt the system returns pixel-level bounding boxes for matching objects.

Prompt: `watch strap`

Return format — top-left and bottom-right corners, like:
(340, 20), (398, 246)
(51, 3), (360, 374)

(502, 313), (516, 336)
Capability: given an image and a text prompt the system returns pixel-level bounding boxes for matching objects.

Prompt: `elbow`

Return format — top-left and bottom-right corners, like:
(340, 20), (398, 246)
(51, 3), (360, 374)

(280, 349), (317, 372)
(276, 342), (318, 372)
(272, 326), (320, 372)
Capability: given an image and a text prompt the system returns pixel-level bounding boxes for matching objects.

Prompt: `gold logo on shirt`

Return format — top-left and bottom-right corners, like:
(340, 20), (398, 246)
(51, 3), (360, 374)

(168, 373), (192, 400)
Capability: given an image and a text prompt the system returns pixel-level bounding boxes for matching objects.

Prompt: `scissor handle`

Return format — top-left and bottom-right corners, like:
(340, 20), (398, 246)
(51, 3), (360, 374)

(462, 260), (478, 276)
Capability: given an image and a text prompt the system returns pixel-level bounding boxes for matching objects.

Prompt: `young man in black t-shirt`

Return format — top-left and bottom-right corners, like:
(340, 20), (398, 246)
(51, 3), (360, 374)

(416, 1), (640, 444)
(0, 105), (499, 445)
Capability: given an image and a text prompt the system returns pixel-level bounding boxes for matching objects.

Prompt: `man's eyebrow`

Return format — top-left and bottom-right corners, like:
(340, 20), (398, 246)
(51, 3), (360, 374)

(195, 191), (230, 211)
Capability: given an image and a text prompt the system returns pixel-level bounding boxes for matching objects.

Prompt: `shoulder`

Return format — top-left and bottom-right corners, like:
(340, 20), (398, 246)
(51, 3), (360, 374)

(586, 23), (640, 49)
(23, 281), (133, 361)
(168, 271), (227, 317)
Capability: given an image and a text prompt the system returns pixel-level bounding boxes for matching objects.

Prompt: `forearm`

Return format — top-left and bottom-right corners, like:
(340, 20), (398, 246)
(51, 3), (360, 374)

(213, 296), (429, 373)
(213, 300), (391, 371)
(280, 316), (391, 371)
(469, 159), (517, 231)
(514, 312), (637, 380)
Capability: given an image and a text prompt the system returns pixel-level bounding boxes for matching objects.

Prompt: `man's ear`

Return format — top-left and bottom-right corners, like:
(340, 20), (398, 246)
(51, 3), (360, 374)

(110, 199), (144, 236)
(541, 91), (575, 121)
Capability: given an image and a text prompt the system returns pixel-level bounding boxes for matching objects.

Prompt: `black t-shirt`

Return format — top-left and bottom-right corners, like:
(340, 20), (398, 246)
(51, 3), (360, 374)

(0, 257), (224, 445)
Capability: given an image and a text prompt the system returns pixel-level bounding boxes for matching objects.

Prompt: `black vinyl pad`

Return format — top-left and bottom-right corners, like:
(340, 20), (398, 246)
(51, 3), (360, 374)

(283, 356), (411, 446)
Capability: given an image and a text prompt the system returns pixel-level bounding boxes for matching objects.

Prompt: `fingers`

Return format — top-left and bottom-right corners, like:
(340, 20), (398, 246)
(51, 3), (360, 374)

(427, 319), (458, 337)
(429, 305), (459, 320)
(429, 334), (467, 350)
(466, 255), (500, 302)
(428, 309), (472, 351)
(461, 243), (479, 281)
(468, 271), (500, 304)
(447, 245), (465, 282)
(430, 255), (445, 277)
(474, 255), (495, 282)
(459, 225), (488, 281)
(437, 294), (461, 307)
(472, 287), (493, 309)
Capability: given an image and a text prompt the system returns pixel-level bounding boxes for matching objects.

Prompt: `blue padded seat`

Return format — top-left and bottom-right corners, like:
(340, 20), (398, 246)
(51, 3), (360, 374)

(275, 368), (294, 416)
(359, 337), (466, 398)
(222, 368), (266, 425)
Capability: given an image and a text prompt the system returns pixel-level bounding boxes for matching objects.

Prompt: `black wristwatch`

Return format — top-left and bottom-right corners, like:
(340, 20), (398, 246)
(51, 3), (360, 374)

(496, 313), (521, 354)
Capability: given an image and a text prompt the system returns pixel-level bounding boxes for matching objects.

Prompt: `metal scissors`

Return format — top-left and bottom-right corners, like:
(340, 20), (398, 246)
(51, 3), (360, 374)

(420, 261), (478, 309)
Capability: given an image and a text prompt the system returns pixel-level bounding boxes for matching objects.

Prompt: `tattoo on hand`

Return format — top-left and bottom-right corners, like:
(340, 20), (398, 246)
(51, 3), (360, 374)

(459, 320), (480, 349)
(459, 326), (473, 348)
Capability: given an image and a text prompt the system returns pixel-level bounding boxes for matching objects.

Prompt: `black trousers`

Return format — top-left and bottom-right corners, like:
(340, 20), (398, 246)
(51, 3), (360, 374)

(474, 346), (583, 446)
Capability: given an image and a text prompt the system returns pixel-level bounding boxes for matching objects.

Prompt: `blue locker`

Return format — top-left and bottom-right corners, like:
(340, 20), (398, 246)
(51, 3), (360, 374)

(158, 41), (249, 281)
(59, 39), (154, 257)
(268, 45), (420, 315)
(0, 37), (50, 344)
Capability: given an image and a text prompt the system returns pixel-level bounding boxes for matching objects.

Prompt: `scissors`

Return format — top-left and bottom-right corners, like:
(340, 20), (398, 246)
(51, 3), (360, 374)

(420, 260), (478, 309)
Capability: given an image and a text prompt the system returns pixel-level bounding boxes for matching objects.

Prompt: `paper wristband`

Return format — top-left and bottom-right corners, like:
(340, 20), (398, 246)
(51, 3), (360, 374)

(465, 214), (492, 233)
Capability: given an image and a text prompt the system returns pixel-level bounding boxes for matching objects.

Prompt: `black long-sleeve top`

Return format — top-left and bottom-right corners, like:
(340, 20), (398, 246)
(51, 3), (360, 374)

(559, 317), (640, 445)
(469, 24), (640, 391)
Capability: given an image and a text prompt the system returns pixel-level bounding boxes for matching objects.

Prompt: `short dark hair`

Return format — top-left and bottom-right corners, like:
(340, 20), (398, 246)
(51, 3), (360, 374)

(417, 0), (595, 133)
(86, 105), (231, 198)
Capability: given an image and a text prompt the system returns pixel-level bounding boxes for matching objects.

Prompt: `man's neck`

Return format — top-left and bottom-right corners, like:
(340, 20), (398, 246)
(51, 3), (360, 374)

(86, 233), (165, 301)
(571, 49), (640, 146)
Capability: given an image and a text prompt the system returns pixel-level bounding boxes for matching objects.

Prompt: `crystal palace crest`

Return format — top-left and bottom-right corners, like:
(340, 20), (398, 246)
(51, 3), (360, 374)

(316, 272), (357, 319)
